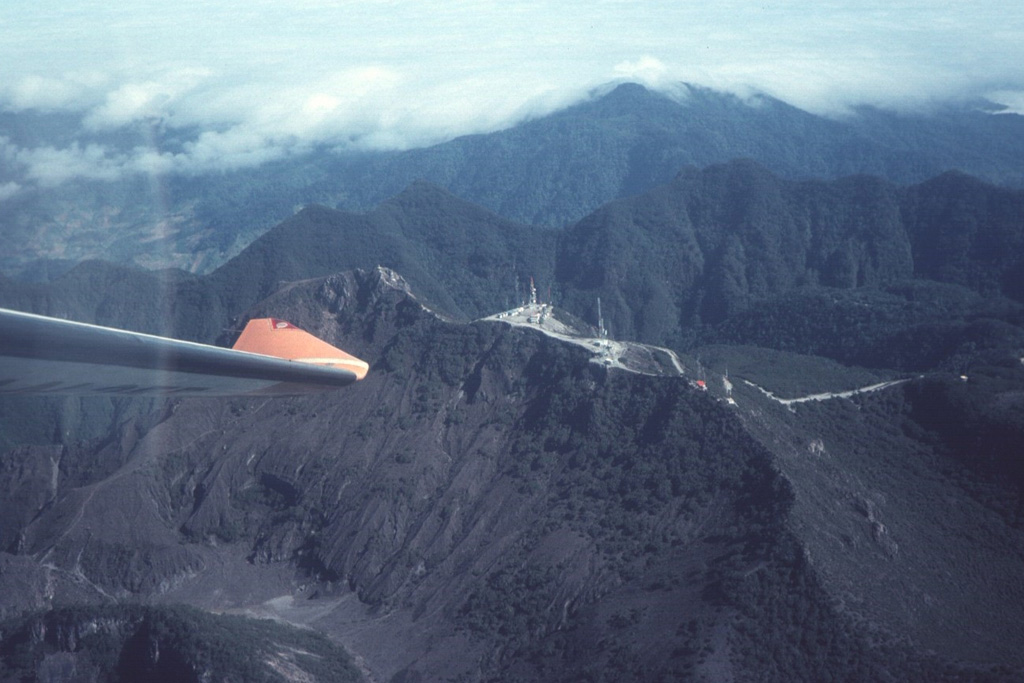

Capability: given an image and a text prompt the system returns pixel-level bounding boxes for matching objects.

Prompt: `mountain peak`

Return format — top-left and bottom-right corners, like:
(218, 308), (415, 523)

(582, 81), (679, 117)
(602, 81), (653, 100)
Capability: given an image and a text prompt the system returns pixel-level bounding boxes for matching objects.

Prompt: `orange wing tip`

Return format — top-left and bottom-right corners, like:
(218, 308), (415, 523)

(232, 318), (369, 381)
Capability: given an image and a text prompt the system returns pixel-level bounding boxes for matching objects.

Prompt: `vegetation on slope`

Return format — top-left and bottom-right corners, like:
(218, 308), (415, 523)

(1, 156), (1023, 680)
(6, 82), (1024, 273)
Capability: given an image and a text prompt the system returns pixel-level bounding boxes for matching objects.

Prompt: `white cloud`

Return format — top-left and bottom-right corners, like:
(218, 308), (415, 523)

(613, 57), (670, 89)
(14, 143), (126, 186)
(1, 1), (1022, 185)
(989, 90), (1024, 115)
(0, 181), (21, 202)
(179, 127), (289, 171)
(3, 73), (112, 112)
(84, 68), (212, 128)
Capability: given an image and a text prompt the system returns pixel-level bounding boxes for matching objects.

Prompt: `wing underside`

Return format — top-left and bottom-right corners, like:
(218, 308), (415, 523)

(0, 308), (366, 396)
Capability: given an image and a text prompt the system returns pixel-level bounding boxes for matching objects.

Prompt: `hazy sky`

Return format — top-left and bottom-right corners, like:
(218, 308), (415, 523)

(2, 0), (1023, 187)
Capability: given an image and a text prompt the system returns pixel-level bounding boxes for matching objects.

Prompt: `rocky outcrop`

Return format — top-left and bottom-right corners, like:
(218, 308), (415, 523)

(0, 605), (363, 682)
(2, 268), (1022, 681)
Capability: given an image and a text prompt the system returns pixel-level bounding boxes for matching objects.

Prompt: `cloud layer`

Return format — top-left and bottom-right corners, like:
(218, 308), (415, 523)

(1, 0), (1023, 192)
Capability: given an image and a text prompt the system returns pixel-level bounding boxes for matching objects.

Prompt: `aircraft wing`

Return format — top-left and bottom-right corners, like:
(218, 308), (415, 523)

(0, 308), (368, 396)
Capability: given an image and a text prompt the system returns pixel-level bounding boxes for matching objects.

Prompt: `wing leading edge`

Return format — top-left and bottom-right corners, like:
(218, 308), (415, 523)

(0, 308), (368, 396)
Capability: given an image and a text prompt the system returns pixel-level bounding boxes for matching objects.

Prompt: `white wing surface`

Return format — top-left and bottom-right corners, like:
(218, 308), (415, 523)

(0, 308), (367, 396)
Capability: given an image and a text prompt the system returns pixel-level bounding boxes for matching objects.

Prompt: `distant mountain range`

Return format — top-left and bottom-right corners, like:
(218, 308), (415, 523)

(5, 160), (1020, 363)
(4, 82), (1024, 274)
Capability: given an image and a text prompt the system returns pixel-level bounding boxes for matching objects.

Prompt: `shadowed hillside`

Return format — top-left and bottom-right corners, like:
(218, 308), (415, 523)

(210, 181), (556, 322)
(2, 166), (1022, 450)
(556, 162), (1024, 357)
(3, 268), (1021, 681)
(2, 164), (1023, 680)
(0, 605), (364, 682)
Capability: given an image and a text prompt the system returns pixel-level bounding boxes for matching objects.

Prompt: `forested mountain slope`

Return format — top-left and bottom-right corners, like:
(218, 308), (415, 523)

(4, 82), (1024, 273)
(3, 162), (1022, 373)
(209, 181), (556, 323)
(329, 83), (1024, 226)
(556, 161), (1024, 358)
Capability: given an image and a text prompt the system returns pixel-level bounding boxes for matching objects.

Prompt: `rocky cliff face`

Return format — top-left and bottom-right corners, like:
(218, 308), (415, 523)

(0, 605), (363, 682)
(4, 267), (1021, 681)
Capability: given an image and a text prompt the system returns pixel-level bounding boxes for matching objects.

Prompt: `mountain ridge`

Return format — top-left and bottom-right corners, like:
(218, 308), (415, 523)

(5, 82), (1024, 273)
(3, 77), (1024, 682)
(4, 267), (1022, 681)
(3, 160), (1022, 371)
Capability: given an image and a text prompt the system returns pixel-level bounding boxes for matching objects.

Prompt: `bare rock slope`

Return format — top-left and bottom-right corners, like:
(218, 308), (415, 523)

(2, 268), (1023, 682)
